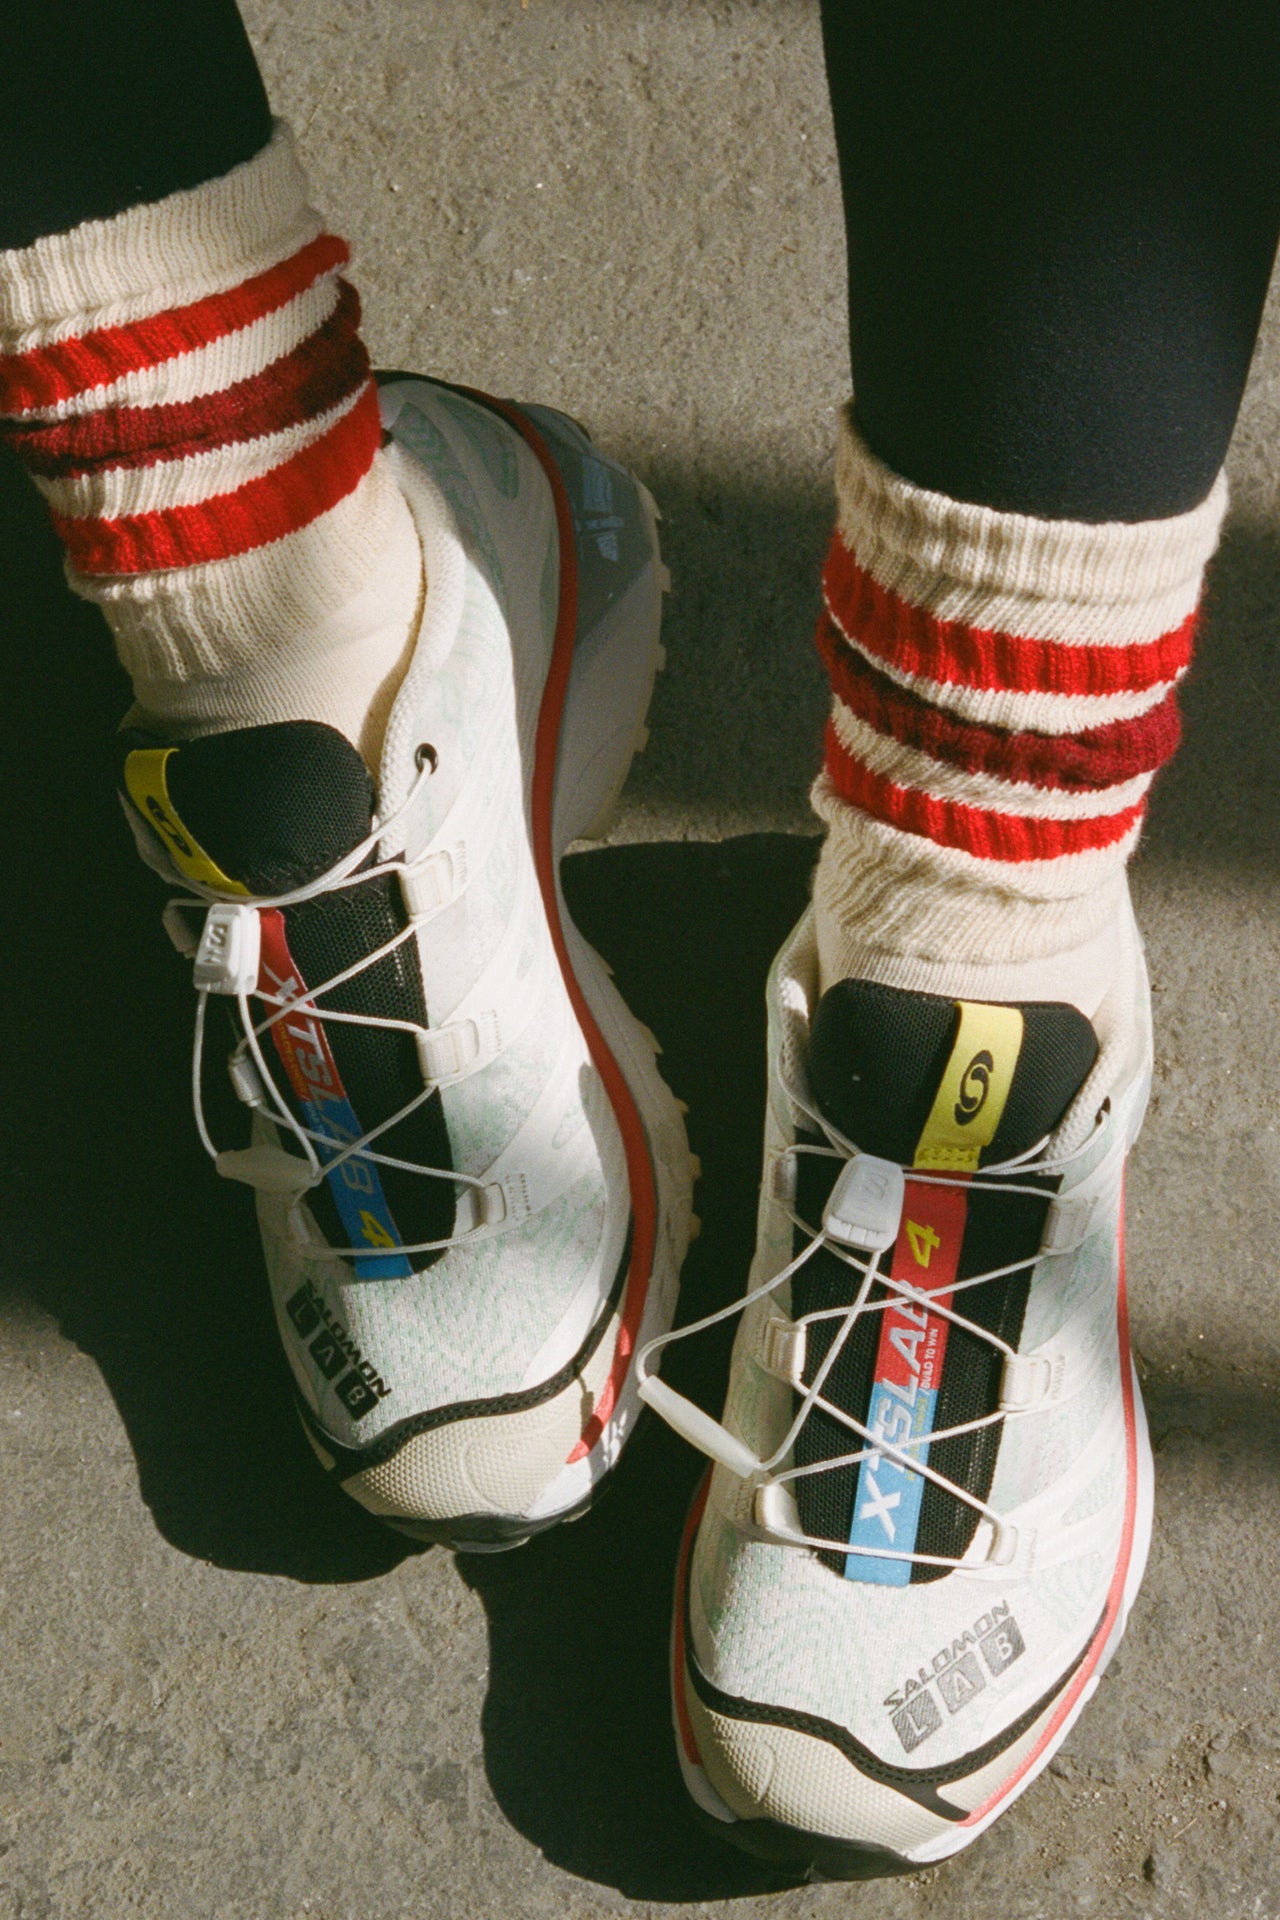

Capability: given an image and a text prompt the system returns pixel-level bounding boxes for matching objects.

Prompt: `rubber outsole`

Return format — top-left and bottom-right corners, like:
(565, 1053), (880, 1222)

(689, 1804), (916, 1883)
(379, 1405), (653, 1552)
(383, 1483), (597, 1553)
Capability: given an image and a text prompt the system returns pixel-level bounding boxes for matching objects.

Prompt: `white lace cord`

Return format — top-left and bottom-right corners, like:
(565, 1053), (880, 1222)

(178, 754), (500, 1264)
(637, 1049), (1107, 1569)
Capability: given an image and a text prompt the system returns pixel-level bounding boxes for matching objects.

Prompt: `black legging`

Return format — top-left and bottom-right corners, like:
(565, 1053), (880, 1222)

(823, 0), (1280, 519)
(4, 0), (1280, 524)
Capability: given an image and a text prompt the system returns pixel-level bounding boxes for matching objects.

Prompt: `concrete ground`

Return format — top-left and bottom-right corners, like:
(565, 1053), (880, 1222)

(3, 2), (1280, 1914)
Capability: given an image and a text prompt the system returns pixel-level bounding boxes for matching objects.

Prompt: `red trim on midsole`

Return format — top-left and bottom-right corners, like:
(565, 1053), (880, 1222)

(959, 1182), (1138, 1827)
(450, 388), (659, 1468)
(0, 233), (350, 414)
(824, 535), (1197, 698)
(673, 1472), (713, 1765)
(50, 378), (380, 574)
(816, 612), (1183, 792)
(824, 719), (1145, 861)
(9, 282), (368, 477)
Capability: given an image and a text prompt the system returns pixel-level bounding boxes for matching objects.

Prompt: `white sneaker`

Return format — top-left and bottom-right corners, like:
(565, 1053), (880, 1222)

(122, 376), (693, 1547)
(642, 904), (1154, 1872)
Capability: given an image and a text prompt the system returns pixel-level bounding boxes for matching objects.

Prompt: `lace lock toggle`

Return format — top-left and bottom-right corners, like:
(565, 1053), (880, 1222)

(823, 1152), (905, 1252)
(637, 1377), (764, 1480)
(193, 903), (260, 995)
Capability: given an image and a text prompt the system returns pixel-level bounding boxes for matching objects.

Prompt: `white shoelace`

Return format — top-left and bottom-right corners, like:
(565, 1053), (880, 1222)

(638, 1059), (1108, 1574)
(162, 749), (506, 1265)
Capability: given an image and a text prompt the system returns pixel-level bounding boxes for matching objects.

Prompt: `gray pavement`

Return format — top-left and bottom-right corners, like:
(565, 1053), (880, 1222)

(3, 3), (1280, 1915)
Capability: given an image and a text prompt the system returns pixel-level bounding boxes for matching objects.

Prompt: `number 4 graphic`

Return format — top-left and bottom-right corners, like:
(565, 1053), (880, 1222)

(360, 1210), (396, 1250)
(906, 1219), (940, 1268)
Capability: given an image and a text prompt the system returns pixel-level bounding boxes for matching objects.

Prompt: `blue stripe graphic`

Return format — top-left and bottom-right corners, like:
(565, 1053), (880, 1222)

(844, 1380), (939, 1586)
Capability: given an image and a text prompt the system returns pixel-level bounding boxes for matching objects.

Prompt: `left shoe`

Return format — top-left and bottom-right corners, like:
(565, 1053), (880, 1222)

(121, 376), (694, 1547)
(644, 902), (1154, 1874)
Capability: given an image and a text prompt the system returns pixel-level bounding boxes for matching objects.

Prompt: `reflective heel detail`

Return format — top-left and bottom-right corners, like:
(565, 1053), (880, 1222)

(519, 402), (669, 849)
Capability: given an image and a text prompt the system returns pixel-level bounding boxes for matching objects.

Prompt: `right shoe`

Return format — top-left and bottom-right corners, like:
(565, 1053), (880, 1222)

(645, 903), (1154, 1873)
(121, 375), (694, 1547)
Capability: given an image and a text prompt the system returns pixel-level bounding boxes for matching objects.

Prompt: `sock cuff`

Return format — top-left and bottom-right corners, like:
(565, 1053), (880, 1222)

(835, 403), (1228, 645)
(811, 772), (1138, 969)
(71, 448), (414, 685)
(0, 121), (318, 350)
(812, 410), (1224, 985)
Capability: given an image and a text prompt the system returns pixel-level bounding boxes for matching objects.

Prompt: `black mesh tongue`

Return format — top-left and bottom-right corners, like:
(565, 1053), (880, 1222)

(792, 981), (1099, 1583)
(153, 721), (375, 892)
(124, 719), (455, 1280)
(808, 978), (1098, 1164)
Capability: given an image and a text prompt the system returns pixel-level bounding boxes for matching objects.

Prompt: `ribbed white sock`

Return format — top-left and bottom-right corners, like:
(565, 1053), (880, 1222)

(0, 121), (421, 767)
(811, 407), (1227, 1013)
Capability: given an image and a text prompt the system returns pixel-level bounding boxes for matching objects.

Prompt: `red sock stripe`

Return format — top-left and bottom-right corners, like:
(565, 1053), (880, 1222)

(5, 282), (368, 477)
(824, 719), (1145, 861)
(824, 534), (1197, 698)
(816, 611), (1183, 792)
(50, 376), (380, 574)
(0, 232), (349, 415)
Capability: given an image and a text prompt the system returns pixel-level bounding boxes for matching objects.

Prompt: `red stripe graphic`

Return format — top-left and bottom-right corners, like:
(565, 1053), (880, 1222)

(874, 1178), (968, 1400)
(824, 535), (1197, 698)
(824, 719), (1145, 861)
(257, 909), (343, 1110)
(51, 377), (380, 573)
(960, 1184), (1138, 1827)
(816, 612), (1183, 792)
(451, 390), (659, 1469)
(0, 232), (349, 414)
(6, 281), (368, 477)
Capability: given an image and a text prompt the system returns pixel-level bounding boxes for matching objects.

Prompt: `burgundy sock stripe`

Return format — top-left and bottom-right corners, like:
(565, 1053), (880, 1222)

(4, 282), (369, 477)
(824, 535), (1198, 698)
(815, 611), (1183, 792)
(51, 377), (380, 574)
(0, 232), (348, 415)
(823, 719), (1146, 862)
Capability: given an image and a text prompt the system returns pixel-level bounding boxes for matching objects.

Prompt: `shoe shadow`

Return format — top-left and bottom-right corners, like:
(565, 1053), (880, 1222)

(453, 836), (817, 1902)
(0, 450), (411, 1582)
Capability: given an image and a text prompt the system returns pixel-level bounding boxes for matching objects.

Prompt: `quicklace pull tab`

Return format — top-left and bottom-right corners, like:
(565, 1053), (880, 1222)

(637, 1377), (764, 1479)
(215, 1144), (312, 1193)
(193, 903), (261, 995)
(823, 1152), (905, 1252)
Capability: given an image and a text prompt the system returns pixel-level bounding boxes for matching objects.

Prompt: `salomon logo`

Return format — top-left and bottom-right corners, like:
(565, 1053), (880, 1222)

(953, 1050), (995, 1127)
(286, 1280), (391, 1421)
(884, 1603), (1026, 1753)
(144, 794), (196, 860)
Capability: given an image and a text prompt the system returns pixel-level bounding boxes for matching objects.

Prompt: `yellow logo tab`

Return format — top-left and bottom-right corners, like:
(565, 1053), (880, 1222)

(123, 748), (249, 895)
(912, 1002), (1024, 1172)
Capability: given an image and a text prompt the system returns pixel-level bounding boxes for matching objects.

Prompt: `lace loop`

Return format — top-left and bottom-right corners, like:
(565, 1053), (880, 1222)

(172, 753), (505, 1268)
(639, 1049), (1108, 1572)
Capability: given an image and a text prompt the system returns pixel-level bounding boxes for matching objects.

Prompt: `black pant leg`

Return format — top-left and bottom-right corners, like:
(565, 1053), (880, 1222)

(0, 0), (271, 251)
(820, 0), (1280, 519)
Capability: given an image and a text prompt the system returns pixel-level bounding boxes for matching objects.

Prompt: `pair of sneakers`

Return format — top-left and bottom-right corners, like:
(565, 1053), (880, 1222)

(121, 374), (1153, 1877)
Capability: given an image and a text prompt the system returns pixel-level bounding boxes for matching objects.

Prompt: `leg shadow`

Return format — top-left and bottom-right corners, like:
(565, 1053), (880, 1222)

(455, 835), (818, 1902)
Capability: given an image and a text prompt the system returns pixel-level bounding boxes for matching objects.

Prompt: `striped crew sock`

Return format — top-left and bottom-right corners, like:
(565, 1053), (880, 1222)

(812, 406), (1228, 1013)
(0, 122), (421, 765)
